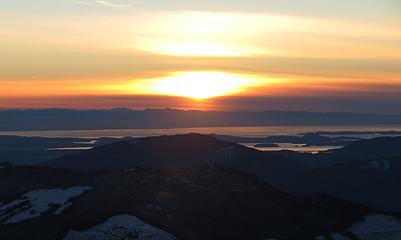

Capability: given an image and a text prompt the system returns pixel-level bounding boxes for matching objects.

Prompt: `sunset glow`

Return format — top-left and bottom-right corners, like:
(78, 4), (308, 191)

(2, 2), (401, 238)
(143, 72), (258, 99)
(0, 0), (400, 112)
(153, 42), (247, 57)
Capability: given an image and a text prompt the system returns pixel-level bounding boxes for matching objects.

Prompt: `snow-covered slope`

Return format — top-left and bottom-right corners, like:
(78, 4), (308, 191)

(359, 159), (392, 171)
(0, 186), (91, 224)
(63, 214), (176, 240)
(350, 214), (401, 240)
(316, 214), (401, 240)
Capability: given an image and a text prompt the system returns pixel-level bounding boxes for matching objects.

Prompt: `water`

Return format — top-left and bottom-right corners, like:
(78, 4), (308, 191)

(241, 143), (343, 154)
(1, 125), (401, 138)
(2, 125), (401, 154)
(46, 147), (93, 151)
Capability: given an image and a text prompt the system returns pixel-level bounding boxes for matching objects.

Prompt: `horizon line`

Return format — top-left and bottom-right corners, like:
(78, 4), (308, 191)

(1, 107), (401, 116)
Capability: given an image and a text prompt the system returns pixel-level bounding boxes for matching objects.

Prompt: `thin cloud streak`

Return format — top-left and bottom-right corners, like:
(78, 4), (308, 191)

(74, 0), (129, 8)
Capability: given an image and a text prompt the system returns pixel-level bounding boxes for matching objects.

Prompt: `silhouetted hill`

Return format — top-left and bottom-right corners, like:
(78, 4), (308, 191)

(268, 137), (401, 211)
(43, 134), (307, 190)
(1, 163), (394, 240)
(1, 108), (401, 130)
(324, 136), (401, 163)
(0, 135), (133, 165)
(271, 136), (401, 167)
(295, 156), (401, 212)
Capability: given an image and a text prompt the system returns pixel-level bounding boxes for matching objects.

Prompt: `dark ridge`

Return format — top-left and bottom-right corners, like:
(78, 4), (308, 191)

(0, 164), (375, 240)
(43, 133), (308, 191)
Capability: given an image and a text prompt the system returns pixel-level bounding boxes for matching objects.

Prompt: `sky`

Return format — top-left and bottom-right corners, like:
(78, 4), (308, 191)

(0, 0), (400, 113)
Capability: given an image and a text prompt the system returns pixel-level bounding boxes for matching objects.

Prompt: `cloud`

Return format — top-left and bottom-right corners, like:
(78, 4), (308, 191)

(74, 0), (128, 8)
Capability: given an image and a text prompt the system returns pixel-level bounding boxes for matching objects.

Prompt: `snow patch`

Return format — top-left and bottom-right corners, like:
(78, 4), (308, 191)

(359, 160), (391, 171)
(0, 186), (91, 224)
(383, 160), (391, 170)
(350, 214), (401, 240)
(215, 146), (236, 162)
(330, 233), (350, 240)
(63, 214), (177, 240)
(359, 161), (380, 170)
(53, 202), (73, 215)
(130, 139), (142, 145)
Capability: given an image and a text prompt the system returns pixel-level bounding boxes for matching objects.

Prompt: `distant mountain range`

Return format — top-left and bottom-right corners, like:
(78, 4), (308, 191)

(1, 108), (401, 130)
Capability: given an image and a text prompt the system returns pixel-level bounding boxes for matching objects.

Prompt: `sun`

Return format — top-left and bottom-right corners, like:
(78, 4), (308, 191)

(92, 71), (263, 99)
(146, 72), (256, 99)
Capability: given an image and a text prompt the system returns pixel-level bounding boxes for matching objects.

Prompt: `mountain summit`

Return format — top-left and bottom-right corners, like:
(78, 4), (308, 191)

(44, 133), (307, 190)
